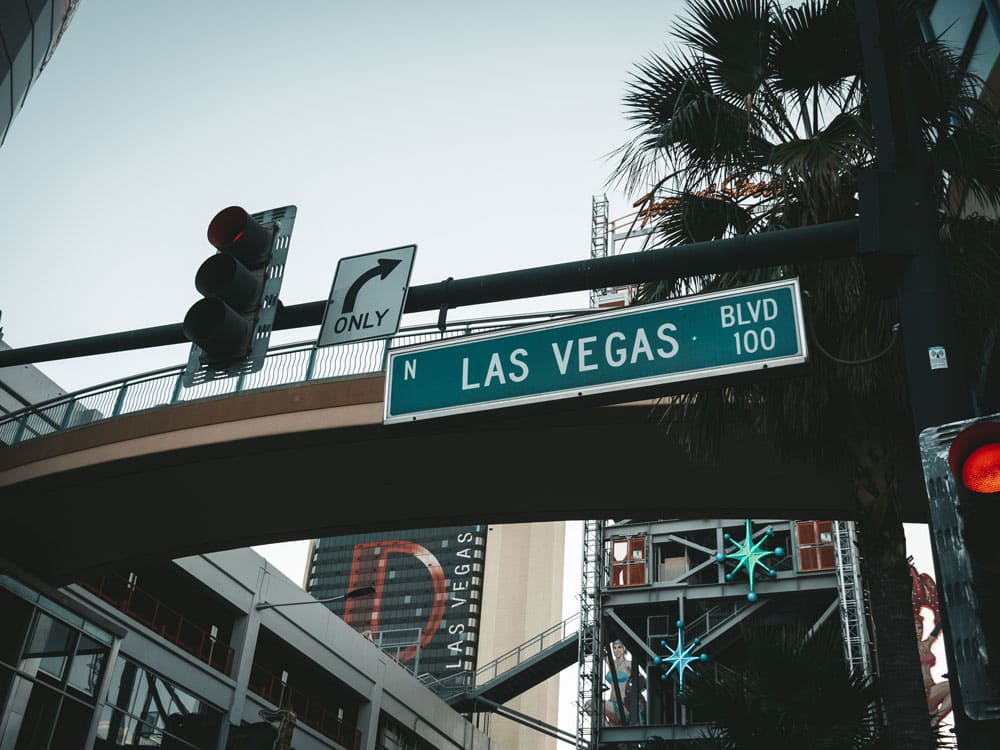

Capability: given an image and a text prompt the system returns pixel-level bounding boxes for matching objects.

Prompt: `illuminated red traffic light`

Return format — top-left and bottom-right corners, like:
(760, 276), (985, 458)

(948, 421), (1000, 493)
(948, 419), (1000, 580)
(921, 414), (1000, 713)
(961, 442), (1000, 494)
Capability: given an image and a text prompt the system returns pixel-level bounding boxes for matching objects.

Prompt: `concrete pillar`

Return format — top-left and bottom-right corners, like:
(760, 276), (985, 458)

(215, 566), (269, 750)
(356, 657), (388, 750)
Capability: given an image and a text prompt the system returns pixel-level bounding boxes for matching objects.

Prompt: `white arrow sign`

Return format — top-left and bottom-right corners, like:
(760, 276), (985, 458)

(319, 244), (417, 347)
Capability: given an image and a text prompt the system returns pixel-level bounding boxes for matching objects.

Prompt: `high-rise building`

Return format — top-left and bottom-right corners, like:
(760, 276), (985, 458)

(306, 525), (489, 681)
(0, 0), (80, 147)
(476, 522), (567, 750)
(306, 522), (568, 750)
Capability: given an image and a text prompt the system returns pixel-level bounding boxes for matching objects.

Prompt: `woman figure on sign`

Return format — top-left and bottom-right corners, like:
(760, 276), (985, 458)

(911, 560), (953, 727)
(916, 615), (952, 727)
(603, 640), (631, 726)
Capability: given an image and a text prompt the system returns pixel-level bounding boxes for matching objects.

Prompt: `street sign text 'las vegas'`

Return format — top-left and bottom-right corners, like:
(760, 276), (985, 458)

(384, 278), (808, 424)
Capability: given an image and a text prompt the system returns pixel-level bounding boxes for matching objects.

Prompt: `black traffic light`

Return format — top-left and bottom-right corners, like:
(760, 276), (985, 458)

(920, 414), (1000, 721)
(182, 205), (296, 387)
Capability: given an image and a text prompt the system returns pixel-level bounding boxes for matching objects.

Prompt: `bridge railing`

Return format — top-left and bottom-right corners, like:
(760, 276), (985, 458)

(0, 310), (594, 447)
(422, 611), (581, 700)
(474, 611), (580, 686)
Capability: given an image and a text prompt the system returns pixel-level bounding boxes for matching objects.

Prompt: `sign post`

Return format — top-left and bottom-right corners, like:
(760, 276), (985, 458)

(319, 245), (417, 347)
(385, 278), (807, 424)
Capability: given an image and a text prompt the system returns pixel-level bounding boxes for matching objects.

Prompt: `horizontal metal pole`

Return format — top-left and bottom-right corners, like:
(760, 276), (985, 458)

(0, 324), (189, 368)
(0, 219), (859, 367)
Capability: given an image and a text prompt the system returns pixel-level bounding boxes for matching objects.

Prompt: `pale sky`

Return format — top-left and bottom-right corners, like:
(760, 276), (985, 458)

(0, 1), (690, 390)
(0, 0), (944, 736)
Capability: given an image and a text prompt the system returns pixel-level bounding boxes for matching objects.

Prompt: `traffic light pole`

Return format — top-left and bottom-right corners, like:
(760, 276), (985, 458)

(857, 2), (997, 746)
(856, 1), (975, 432)
(0, 218), (859, 369)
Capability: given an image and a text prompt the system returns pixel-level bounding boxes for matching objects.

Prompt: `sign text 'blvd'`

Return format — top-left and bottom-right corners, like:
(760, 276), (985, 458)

(384, 278), (808, 424)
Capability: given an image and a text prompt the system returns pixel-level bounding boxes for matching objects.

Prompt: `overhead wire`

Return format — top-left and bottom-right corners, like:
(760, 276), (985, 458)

(802, 290), (901, 366)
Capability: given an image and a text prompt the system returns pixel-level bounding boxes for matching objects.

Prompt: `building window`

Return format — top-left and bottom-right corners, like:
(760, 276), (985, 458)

(610, 536), (648, 588)
(378, 714), (436, 750)
(0, 590), (114, 750)
(95, 658), (221, 749)
(796, 521), (836, 572)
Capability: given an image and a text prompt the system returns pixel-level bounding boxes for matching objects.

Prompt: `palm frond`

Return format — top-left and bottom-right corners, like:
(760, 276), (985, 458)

(769, 111), (871, 179)
(611, 48), (774, 196)
(771, 0), (862, 94)
(934, 115), (1000, 213)
(658, 192), (749, 244)
(909, 38), (983, 137)
(769, 112), (869, 223)
(672, 0), (773, 99)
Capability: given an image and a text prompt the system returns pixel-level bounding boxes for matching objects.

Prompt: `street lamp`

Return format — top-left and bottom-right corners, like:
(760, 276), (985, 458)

(255, 585), (376, 611)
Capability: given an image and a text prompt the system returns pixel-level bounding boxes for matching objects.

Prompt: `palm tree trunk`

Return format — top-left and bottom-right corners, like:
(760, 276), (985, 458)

(853, 438), (935, 750)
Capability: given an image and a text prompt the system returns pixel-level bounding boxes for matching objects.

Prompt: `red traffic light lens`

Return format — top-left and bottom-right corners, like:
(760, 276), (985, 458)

(206, 205), (272, 269)
(961, 442), (1000, 494)
(948, 420), (1000, 493)
(207, 206), (250, 249)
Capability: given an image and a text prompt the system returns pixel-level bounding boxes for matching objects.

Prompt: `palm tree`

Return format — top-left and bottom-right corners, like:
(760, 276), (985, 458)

(607, 1), (1000, 748)
(678, 622), (886, 749)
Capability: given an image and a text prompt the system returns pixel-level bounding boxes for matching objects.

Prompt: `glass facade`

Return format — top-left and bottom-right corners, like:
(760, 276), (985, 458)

(94, 659), (221, 749)
(307, 526), (488, 680)
(927, 0), (1000, 85)
(0, 581), (113, 749)
(0, 546), (497, 750)
(0, 576), (223, 750)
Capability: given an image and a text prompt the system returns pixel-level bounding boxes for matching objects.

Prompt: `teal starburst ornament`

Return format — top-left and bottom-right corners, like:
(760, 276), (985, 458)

(716, 519), (784, 601)
(653, 620), (708, 692)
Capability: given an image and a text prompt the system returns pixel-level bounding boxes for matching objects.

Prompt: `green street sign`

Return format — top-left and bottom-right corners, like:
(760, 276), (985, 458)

(384, 278), (808, 424)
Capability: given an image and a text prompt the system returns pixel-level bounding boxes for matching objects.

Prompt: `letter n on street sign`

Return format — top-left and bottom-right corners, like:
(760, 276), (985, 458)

(319, 245), (417, 347)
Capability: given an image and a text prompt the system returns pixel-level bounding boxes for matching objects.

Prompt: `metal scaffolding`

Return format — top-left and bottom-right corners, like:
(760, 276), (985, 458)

(589, 194), (610, 308)
(576, 519), (602, 749)
(834, 520), (873, 677)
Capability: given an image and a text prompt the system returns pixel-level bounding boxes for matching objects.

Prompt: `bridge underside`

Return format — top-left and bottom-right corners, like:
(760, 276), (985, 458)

(0, 374), (926, 584)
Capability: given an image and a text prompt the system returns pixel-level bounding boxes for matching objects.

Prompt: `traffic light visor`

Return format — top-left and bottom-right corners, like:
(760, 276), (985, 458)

(206, 206), (272, 268)
(207, 206), (250, 248)
(948, 421), (1000, 493)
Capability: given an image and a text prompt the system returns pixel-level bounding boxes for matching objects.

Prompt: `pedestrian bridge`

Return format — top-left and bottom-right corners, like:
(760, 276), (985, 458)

(0, 313), (923, 585)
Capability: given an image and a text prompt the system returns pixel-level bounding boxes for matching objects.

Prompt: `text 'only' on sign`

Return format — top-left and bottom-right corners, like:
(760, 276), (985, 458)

(383, 278), (809, 424)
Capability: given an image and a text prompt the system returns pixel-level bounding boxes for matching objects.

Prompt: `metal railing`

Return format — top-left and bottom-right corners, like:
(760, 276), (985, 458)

(477, 611), (580, 684)
(370, 626), (423, 675)
(79, 573), (236, 676)
(0, 310), (596, 447)
(424, 612), (580, 699)
(247, 662), (362, 750)
(648, 598), (764, 655)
